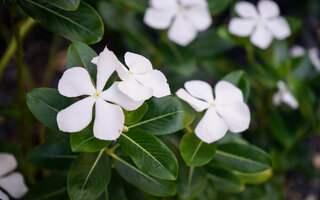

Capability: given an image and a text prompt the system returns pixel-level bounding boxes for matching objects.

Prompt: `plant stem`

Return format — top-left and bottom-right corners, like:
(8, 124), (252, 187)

(188, 166), (195, 188)
(0, 17), (35, 79)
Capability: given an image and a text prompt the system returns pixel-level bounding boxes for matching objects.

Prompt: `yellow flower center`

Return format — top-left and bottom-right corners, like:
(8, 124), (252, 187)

(93, 92), (101, 98)
(210, 102), (216, 107)
(257, 16), (264, 24)
(128, 70), (133, 75)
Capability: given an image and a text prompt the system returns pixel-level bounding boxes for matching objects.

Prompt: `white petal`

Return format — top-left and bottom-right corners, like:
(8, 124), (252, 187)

(134, 70), (171, 98)
(57, 97), (95, 133)
(91, 56), (98, 65)
(216, 102), (250, 133)
(96, 47), (119, 92)
(277, 81), (287, 91)
(150, 0), (178, 9)
(272, 92), (282, 106)
(124, 52), (153, 74)
(0, 172), (28, 199)
(195, 108), (228, 143)
(180, 0), (208, 7)
(168, 15), (197, 46)
(184, 80), (214, 103)
(235, 1), (258, 18)
(101, 82), (144, 111)
(290, 45), (306, 57)
(0, 189), (9, 200)
(144, 8), (175, 29)
(214, 81), (244, 105)
(93, 98), (124, 140)
(116, 61), (130, 81)
(250, 25), (273, 49)
(118, 78), (153, 101)
(308, 48), (320, 71)
(176, 88), (209, 112)
(229, 18), (256, 37)
(266, 17), (290, 39)
(0, 153), (17, 177)
(282, 91), (299, 109)
(58, 67), (95, 98)
(184, 6), (212, 31)
(257, 0), (280, 18)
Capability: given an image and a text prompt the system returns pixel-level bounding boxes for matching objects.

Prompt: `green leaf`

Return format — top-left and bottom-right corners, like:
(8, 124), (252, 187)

(222, 70), (251, 102)
(27, 142), (76, 170)
(19, 0), (104, 44)
(206, 165), (245, 193)
(44, 128), (70, 143)
(217, 25), (248, 46)
(124, 103), (148, 125)
(212, 143), (273, 184)
(285, 16), (302, 34)
(45, 0), (79, 11)
(66, 42), (98, 82)
(180, 132), (217, 167)
(130, 96), (195, 135)
(118, 130), (178, 180)
(70, 126), (111, 152)
(107, 173), (128, 200)
(68, 150), (111, 200)
(208, 0), (232, 16)
(112, 151), (176, 197)
(23, 172), (69, 200)
(26, 88), (77, 131)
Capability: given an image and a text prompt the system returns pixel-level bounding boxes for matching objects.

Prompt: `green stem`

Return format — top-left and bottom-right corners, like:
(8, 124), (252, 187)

(188, 166), (195, 188)
(0, 17), (35, 79)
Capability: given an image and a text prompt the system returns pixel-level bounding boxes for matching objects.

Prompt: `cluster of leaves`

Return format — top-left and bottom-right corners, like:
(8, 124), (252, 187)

(3, 0), (319, 199)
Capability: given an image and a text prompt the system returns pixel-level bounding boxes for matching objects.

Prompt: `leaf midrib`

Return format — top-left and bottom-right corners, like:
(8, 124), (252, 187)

(81, 150), (104, 190)
(190, 140), (203, 163)
(33, 187), (67, 200)
(25, 0), (97, 36)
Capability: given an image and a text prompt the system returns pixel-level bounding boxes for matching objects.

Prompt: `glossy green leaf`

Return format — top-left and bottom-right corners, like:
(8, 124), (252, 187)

(177, 164), (207, 200)
(70, 126), (111, 152)
(27, 142), (76, 170)
(130, 96), (195, 135)
(212, 143), (273, 184)
(197, 179), (217, 200)
(44, 128), (70, 143)
(68, 150), (111, 200)
(118, 129), (178, 180)
(180, 132), (217, 167)
(222, 70), (251, 102)
(24, 172), (69, 200)
(107, 173), (128, 200)
(66, 42), (98, 82)
(124, 103), (148, 125)
(19, 0), (104, 44)
(112, 152), (176, 197)
(206, 165), (245, 193)
(27, 88), (76, 131)
(45, 0), (79, 10)
(208, 0), (232, 16)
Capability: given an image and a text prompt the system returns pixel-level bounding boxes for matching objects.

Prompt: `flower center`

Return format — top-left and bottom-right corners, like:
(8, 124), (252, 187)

(256, 16), (264, 24)
(177, 6), (184, 13)
(128, 70), (133, 75)
(93, 91), (101, 98)
(210, 102), (216, 107)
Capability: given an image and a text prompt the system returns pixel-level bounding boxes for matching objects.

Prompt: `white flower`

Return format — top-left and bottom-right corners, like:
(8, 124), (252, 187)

(0, 153), (28, 200)
(273, 81), (299, 109)
(290, 45), (306, 58)
(143, 0), (212, 46)
(114, 52), (171, 101)
(308, 48), (320, 72)
(229, 0), (291, 49)
(176, 80), (250, 143)
(57, 47), (143, 140)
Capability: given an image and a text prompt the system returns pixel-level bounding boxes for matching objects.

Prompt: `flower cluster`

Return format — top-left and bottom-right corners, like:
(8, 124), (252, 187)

(0, 153), (28, 200)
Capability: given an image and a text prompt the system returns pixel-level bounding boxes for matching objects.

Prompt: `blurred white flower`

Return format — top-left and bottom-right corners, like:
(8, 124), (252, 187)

(57, 47), (143, 140)
(0, 153), (28, 200)
(115, 52), (171, 101)
(176, 80), (250, 143)
(273, 81), (299, 109)
(308, 48), (320, 72)
(290, 45), (306, 57)
(229, 0), (291, 49)
(143, 0), (212, 46)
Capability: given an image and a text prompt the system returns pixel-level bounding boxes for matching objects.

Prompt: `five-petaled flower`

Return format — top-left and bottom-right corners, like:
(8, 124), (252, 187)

(57, 47), (143, 140)
(176, 80), (250, 143)
(144, 0), (212, 46)
(0, 153), (28, 200)
(115, 52), (171, 101)
(273, 81), (299, 109)
(229, 0), (291, 49)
